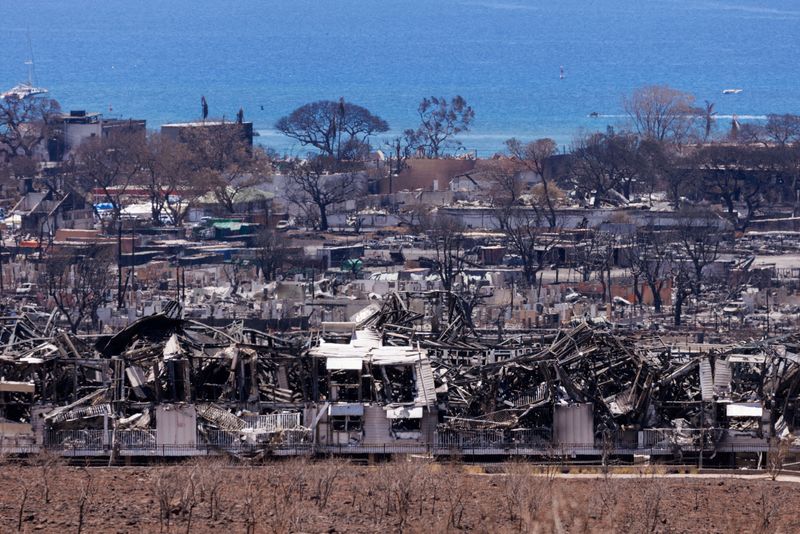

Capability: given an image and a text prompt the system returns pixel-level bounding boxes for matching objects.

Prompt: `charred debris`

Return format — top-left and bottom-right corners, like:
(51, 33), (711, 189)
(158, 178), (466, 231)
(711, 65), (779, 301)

(1, 295), (799, 459)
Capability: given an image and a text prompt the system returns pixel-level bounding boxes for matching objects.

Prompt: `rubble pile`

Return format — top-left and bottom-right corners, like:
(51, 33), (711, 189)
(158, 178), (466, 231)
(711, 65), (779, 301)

(0, 298), (799, 457)
(0, 302), (310, 453)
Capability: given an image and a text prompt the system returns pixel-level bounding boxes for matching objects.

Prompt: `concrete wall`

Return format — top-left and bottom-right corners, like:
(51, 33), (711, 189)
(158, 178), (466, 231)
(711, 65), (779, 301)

(553, 403), (594, 445)
(156, 404), (197, 446)
(439, 207), (735, 232)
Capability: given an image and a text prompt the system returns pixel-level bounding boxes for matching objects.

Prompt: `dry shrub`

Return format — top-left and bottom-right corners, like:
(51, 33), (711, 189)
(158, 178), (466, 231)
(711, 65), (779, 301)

(257, 457), (310, 533)
(76, 468), (95, 534)
(16, 478), (32, 532)
(754, 486), (782, 534)
(311, 457), (344, 510)
(193, 457), (229, 520)
(640, 478), (666, 534)
(242, 471), (260, 534)
(501, 460), (551, 532)
(363, 456), (445, 531)
(635, 463), (666, 477)
(587, 467), (618, 522)
(151, 467), (180, 530)
(767, 438), (790, 481)
(387, 456), (422, 529)
(617, 471), (667, 533)
(363, 463), (389, 524)
(177, 467), (198, 531)
(423, 464), (467, 532)
(691, 484), (707, 512)
(150, 464), (199, 531)
(33, 448), (63, 505)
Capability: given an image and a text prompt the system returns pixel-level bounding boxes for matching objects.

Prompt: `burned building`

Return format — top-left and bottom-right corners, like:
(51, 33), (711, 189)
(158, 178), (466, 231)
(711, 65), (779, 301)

(0, 294), (798, 463)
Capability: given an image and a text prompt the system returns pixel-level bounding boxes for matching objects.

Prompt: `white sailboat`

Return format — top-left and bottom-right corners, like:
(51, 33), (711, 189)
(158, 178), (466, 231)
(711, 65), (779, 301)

(2, 34), (48, 100)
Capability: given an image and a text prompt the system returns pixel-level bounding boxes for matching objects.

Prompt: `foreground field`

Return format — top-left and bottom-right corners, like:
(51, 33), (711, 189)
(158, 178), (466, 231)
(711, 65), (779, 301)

(0, 458), (798, 533)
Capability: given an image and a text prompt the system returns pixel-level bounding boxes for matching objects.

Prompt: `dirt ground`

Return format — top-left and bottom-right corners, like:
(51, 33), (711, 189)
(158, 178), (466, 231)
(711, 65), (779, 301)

(0, 457), (798, 533)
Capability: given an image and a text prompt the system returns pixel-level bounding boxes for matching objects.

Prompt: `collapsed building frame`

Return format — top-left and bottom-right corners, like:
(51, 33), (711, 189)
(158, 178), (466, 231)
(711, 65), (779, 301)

(1, 295), (800, 462)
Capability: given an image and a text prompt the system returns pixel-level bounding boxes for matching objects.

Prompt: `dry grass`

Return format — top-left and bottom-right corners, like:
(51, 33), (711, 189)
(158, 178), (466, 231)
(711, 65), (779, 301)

(0, 459), (799, 533)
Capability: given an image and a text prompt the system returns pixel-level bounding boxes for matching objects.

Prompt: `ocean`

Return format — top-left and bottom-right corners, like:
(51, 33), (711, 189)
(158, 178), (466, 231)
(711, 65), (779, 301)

(3, 0), (799, 156)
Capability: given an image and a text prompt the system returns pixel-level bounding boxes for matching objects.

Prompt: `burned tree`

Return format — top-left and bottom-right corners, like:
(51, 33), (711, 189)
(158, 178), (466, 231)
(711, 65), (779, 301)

(702, 100), (718, 141)
(485, 158), (525, 210)
(670, 253), (699, 326)
(660, 148), (697, 209)
(405, 96), (474, 158)
(501, 208), (555, 288)
(574, 230), (617, 304)
(675, 210), (723, 296)
(424, 214), (467, 294)
(138, 133), (196, 225)
(764, 113), (800, 147)
(570, 129), (646, 206)
(181, 123), (270, 213)
(40, 246), (114, 333)
(668, 211), (725, 325)
(627, 228), (671, 313)
(384, 133), (416, 176)
(0, 95), (60, 162)
(74, 130), (144, 222)
(505, 137), (561, 227)
(276, 99), (389, 161)
(623, 85), (701, 144)
(285, 156), (361, 231)
(254, 228), (289, 282)
(420, 213), (484, 333)
(696, 144), (770, 231)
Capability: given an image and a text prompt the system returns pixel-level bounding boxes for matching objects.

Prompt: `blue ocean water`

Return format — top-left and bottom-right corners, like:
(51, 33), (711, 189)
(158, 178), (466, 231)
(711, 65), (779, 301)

(2, 0), (799, 156)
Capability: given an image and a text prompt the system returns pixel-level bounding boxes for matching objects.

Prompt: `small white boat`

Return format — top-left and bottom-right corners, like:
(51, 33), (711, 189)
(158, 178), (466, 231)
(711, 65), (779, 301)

(722, 89), (743, 95)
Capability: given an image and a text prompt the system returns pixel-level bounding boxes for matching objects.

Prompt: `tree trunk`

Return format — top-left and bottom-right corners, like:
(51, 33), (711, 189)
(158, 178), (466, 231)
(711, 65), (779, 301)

(523, 262), (537, 287)
(541, 178), (558, 228)
(722, 194), (735, 216)
(319, 205), (329, 231)
(649, 281), (662, 312)
(693, 265), (703, 296)
(632, 274), (642, 307)
(674, 292), (685, 326)
(599, 277), (607, 303)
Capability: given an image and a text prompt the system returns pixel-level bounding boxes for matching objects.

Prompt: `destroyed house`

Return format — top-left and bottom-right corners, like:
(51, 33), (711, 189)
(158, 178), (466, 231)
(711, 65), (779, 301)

(307, 326), (437, 448)
(10, 190), (93, 234)
(0, 294), (799, 460)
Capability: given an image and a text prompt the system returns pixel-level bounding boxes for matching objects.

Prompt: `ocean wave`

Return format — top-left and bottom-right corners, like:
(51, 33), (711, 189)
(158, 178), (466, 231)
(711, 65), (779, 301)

(257, 130), (546, 141)
(459, 1), (539, 11)
(691, 1), (800, 18)
(256, 115), (770, 143)
(589, 114), (769, 121)
(715, 114), (767, 120)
